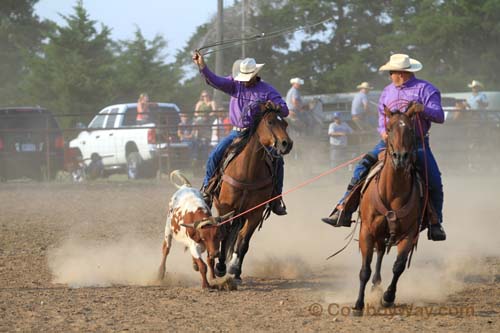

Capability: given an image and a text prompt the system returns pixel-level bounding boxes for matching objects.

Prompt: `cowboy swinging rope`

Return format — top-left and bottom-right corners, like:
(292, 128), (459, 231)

(197, 16), (334, 55)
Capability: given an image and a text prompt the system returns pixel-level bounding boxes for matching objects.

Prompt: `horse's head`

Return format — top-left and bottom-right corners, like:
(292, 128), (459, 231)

(384, 102), (418, 170)
(255, 107), (293, 155)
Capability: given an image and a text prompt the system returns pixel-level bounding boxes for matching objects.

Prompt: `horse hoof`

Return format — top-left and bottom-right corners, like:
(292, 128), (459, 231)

(233, 276), (242, 285)
(214, 264), (226, 277)
(228, 265), (241, 276)
(351, 308), (364, 317)
(381, 298), (394, 308)
(371, 284), (382, 293)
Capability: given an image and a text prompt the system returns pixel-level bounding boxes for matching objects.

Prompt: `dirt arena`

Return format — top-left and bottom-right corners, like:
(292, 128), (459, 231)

(1, 157), (499, 331)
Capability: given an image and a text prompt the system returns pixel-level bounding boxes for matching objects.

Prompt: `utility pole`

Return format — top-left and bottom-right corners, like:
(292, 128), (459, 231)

(241, 0), (246, 58)
(214, 0), (224, 106)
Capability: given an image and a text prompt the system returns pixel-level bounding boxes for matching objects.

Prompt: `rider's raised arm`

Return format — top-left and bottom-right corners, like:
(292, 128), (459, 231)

(200, 66), (236, 95)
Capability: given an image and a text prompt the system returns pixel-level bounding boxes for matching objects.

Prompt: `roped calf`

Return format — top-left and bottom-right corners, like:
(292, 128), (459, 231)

(158, 170), (233, 289)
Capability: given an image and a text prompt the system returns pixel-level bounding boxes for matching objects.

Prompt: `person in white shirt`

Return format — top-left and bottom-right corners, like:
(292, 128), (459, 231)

(466, 80), (488, 110)
(328, 112), (353, 167)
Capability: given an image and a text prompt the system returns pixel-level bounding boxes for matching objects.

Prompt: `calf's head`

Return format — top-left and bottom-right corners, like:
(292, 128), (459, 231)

(181, 210), (234, 259)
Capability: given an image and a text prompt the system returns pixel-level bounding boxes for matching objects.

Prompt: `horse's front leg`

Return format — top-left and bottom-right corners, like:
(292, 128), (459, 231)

(381, 236), (414, 307)
(353, 225), (374, 316)
(215, 234), (228, 277)
(228, 213), (260, 281)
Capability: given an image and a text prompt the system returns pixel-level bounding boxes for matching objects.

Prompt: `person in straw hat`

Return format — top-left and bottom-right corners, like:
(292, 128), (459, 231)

(351, 81), (375, 130)
(193, 51), (289, 216)
(466, 80), (488, 110)
(322, 53), (447, 241)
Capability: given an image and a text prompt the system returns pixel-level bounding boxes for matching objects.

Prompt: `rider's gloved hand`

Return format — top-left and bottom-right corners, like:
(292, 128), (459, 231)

(264, 100), (280, 111)
(192, 50), (205, 69)
(413, 103), (425, 113)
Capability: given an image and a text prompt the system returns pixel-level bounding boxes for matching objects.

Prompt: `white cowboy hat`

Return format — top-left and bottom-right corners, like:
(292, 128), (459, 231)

(234, 58), (264, 82)
(290, 77), (304, 85)
(379, 54), (423, 72)
(467, 80), (483, 88)
(356, 82), (373, 89)
(232, 59), (243, 78)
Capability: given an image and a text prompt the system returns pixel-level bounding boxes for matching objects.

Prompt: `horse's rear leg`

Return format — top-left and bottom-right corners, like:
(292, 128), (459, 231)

(371, 244), (385, 291)
(382, 238), (412, 307)
(353, 228), (374, 315)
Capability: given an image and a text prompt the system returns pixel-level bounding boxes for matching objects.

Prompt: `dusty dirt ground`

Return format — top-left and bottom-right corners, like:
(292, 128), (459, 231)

(0, 167), (499, 332)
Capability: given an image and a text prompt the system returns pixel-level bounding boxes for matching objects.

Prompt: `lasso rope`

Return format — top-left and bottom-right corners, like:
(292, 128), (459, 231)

(216, 154), (364, 227)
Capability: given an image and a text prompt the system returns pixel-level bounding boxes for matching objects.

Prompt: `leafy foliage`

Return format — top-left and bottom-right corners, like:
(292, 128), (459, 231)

(2, 0), (500, 129)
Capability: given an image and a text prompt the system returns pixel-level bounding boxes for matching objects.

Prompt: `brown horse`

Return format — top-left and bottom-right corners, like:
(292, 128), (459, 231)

(354, 103), (423, 315)
(213, 106), (293, 281)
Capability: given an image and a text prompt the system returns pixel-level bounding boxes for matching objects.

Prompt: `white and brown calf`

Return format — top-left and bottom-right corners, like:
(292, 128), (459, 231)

(158, 185), (233, 289)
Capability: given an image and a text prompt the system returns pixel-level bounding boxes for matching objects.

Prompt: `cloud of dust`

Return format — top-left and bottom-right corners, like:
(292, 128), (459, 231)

(242, 134), (499, 305)
(48, 235), (198, 288)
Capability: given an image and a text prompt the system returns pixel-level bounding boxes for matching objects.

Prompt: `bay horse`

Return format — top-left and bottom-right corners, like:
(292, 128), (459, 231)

(354, 103), (423, 315)
(213, 105), (293, 282)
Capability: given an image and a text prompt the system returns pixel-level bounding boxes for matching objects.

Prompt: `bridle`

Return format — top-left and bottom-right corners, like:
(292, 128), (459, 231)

(256, 109), (288, 159)
(385, 112), (417, 173)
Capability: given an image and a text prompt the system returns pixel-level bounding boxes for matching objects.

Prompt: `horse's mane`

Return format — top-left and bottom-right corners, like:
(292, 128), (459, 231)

(229, 108), (279, 153)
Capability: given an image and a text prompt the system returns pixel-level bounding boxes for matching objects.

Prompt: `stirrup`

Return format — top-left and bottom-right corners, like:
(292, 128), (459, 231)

(428, 224), (446, 241)
(321, 207), (352, 227)
(271, 199), (287, 216)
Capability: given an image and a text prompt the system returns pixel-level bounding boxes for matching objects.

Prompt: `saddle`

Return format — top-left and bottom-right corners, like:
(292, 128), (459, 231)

(205, 136), (275, 203)
(343, 155), (439, 232)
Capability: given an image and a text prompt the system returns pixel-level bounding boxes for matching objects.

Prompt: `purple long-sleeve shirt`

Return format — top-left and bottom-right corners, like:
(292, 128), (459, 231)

(200, 66), (289, 128)
(378, 76), (444, 136)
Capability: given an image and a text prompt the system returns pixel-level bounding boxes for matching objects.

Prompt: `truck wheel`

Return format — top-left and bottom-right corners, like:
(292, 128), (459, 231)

(127, 152), (143, 179)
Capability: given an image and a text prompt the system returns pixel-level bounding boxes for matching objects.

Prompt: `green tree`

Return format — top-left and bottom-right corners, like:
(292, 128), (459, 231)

(112, 28), (182, 104)
(23, 0), (114, 127)
(0, 0), (47, 105)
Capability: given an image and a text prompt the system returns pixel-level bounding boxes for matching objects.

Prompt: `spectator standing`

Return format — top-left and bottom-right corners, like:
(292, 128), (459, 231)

(466, 80), (488, 110)
(194, 90), (217, 120)
(286, 77), (309, 131)
(137, 93), (151, 123)
(351, 82), (374, 130)
(328, 112), (353, 167)
(193, 112), (212, 160)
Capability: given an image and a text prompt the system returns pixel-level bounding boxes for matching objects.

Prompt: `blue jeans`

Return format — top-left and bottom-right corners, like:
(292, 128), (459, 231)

(203, 130), (285, 195)
(340, 139), (443, 222)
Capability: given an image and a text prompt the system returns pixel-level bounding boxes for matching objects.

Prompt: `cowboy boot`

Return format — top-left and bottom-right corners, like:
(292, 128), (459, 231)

(270, 198), (287, 216)
(321, 205), (353, 227)
(426, 203), (446, 241)
(428, 224), (446, 241)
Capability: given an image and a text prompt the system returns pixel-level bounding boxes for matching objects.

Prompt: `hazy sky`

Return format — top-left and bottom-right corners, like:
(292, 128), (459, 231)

(35, 0), (236, 61)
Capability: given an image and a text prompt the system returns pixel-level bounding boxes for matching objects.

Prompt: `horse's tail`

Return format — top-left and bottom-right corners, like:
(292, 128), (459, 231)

(170, 170), (192, 188)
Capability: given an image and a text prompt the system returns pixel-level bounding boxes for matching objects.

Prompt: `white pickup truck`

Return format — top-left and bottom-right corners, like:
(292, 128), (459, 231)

(69, 103), (190, 179)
